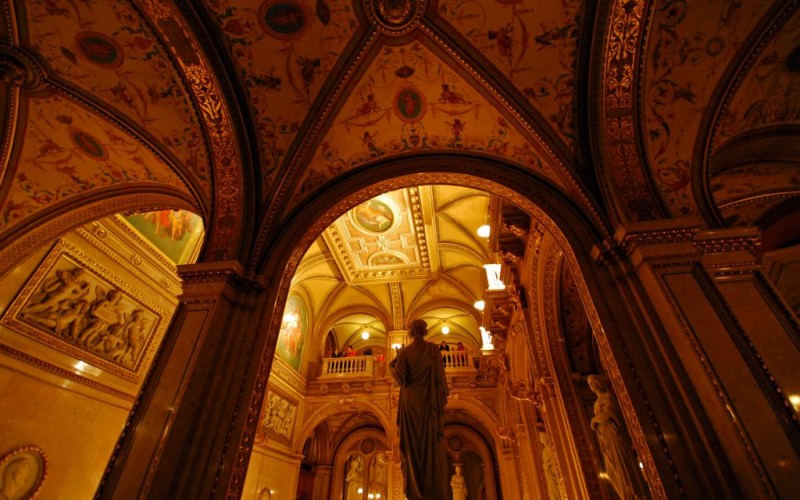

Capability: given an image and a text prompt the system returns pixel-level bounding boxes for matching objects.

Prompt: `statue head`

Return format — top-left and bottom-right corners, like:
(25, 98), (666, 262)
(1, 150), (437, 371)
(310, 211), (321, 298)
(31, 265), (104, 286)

(409, 319), (427, 339)
(587, 374), (608, 394)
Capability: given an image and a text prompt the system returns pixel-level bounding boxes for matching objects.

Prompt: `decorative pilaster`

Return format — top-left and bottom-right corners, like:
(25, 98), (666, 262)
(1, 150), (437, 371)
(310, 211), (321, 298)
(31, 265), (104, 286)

(96, 261), (268, 499)
(606, 221), (800, 499)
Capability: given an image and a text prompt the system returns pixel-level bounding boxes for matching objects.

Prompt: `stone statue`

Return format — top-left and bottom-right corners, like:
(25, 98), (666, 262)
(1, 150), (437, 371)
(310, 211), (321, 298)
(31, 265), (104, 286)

(389, 319), (449, 500)
(345, 454), (364, 499)
(588, 375), (644, 500)
(450, 464), (467, 500)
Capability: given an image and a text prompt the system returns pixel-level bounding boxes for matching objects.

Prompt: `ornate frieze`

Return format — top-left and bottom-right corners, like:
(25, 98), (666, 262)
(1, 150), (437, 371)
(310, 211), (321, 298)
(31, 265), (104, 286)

(1, 240), (167, 382)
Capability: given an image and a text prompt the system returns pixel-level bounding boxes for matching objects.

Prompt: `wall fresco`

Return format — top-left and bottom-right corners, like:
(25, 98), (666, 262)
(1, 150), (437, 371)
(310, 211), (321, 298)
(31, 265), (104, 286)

(25, 0), (212, 192)
(276, 294), (309, 371)
(124, 210), (204, 265)
(2, 95), (188, 230)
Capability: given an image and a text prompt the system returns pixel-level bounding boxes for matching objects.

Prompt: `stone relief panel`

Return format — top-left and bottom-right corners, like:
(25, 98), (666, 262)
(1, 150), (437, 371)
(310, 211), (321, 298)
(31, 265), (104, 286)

(257, 387), (299, 445)
(1, 239), (166, 382)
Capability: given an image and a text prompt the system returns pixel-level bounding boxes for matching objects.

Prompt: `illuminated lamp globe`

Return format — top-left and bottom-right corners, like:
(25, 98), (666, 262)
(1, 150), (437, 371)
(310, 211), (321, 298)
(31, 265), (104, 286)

(477, 224), (491, 238)
(441, 325), (450, 334)
(361, 330), (370, 340)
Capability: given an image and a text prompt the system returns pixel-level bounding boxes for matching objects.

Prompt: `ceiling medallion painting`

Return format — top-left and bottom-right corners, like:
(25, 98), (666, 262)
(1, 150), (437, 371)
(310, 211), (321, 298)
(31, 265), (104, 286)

(367, 0), (424, 34)
(324, 188), (435, 284)
(74, 31), (125, 68)
(260, 0), (309, 40)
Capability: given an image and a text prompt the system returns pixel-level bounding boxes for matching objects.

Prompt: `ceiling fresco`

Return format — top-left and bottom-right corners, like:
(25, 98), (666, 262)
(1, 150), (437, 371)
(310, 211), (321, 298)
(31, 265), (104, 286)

(0, 0), (797, 272)
(438, 0), (584, 153)
(294, 41), (567, 205)
(642, 0), (772, 217)
(712, 10), (800, 150)
(202, 0), (360, 188)
(288, 185), (489, 365)
(2, 94), (190, 231)
(23, 0), (212, 194)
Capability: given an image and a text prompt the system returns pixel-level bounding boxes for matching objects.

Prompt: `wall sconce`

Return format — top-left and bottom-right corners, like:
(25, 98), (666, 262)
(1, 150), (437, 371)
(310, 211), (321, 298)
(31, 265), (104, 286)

(484, 263), (505, 290)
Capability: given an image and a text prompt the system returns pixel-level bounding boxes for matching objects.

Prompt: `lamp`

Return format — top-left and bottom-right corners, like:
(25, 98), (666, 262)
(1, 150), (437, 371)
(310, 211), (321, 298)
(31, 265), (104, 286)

(477, 224), (490, 238)
(361, 330), (370, 340)
(441, 325), (450, 335)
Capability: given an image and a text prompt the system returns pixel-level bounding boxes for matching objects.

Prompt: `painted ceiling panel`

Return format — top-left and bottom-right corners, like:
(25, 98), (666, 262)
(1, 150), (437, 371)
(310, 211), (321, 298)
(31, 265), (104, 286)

(713, 11), (800, 151)
(438, 0), (584, 152)
(202, 0), (360, 187)
(294, 41), (566, 205)
(720, 196), (792, 227)
(2, 94), (189, 231)
(642, 0), (771, 216)
(710, 162), (800, 205)
(24, 0), (212, 193)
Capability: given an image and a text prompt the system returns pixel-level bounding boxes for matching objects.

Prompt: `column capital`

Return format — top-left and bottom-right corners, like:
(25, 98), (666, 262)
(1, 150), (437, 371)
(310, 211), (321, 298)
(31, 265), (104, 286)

(177, 260), (266, 296)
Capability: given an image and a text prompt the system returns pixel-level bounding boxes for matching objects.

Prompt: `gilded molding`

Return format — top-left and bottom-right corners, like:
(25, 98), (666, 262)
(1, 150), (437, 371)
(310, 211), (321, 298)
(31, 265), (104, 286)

(138, 0), (244, 261)
(0, 343), (135, 402)
(365, 0), (425, 36)
(599, 0), (664, 222)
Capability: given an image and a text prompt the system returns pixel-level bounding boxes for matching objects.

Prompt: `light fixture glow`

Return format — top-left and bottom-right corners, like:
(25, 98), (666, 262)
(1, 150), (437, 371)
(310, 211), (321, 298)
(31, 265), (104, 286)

(484, 263), (505, 290)
(392, 343), (402, 350)
(357, 488), (363, 494)
(477, 224), (491, 238)
(638, 461), (644, 470)
(790, 394), (800, 411)
(361, 330), (370, 340)
(441, 325), (450, 334)
(480, 326), (494, 351)
(474, 300), (485, 311)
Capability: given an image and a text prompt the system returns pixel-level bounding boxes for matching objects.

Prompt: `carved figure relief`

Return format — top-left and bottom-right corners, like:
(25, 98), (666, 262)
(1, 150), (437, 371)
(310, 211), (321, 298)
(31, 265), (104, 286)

(19, 266), (153, 370)
(0, 446), (47, 500)
(261, 390), (298, 442)
(1, 243), (164, 381)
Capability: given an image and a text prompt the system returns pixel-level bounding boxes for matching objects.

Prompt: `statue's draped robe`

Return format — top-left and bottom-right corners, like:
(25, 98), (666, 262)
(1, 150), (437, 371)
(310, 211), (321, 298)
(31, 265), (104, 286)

(391, 340), (449, 500)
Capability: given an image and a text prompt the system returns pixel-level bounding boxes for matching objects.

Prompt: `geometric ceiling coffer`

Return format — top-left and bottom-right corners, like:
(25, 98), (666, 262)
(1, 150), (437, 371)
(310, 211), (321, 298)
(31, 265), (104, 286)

(323, 188), (434, 284)
(365, 0), (425, 35)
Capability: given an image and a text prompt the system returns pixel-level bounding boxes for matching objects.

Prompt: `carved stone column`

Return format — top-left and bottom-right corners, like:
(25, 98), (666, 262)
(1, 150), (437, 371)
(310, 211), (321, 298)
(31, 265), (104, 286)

(605, 220), (800, 498)
(96, 261), (268, 499)
(311, 464), (332, 500)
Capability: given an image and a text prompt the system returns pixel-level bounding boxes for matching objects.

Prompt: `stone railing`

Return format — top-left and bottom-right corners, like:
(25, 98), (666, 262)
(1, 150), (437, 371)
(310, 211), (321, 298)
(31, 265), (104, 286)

(317, 350), (477, 381)
(319, 355), (375, 379)
(441, 350), (475, 372)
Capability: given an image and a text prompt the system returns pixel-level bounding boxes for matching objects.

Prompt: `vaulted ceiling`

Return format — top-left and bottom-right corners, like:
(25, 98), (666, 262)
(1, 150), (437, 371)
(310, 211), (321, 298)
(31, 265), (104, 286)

(292, 185), (490, 354)
(1, 0), (798, 273)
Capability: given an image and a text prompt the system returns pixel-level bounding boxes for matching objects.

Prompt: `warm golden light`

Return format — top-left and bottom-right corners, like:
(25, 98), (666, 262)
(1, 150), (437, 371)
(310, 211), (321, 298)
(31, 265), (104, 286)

(789, 394), (800, 411)
(474, 300), (485, 311)
(441, 325), (450, 334)
(361, 330), (370, 340)
(477, 224), (491, 238)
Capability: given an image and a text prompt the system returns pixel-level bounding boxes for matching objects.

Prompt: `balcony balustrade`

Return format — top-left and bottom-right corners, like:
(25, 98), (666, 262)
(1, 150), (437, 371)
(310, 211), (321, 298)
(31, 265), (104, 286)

(317, 351), (477, 380)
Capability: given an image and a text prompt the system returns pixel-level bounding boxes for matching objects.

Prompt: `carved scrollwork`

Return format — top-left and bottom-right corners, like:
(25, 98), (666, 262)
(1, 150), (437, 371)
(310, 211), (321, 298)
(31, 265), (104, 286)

(0, 45), (47, 90)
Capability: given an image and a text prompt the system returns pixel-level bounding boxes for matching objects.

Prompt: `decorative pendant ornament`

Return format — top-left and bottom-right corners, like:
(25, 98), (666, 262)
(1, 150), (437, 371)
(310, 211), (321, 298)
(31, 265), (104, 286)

(366, 0), (425, 35)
